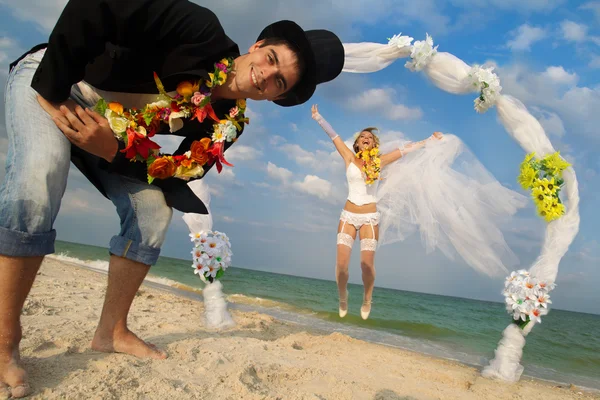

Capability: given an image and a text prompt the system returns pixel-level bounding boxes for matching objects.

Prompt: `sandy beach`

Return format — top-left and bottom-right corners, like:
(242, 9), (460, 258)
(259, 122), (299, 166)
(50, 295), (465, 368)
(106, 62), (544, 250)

(7, 258), (598, 400)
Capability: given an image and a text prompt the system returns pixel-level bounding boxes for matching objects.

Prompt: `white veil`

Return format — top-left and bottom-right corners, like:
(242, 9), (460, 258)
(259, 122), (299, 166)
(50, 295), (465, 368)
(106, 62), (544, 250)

(376, 134), (527, 277)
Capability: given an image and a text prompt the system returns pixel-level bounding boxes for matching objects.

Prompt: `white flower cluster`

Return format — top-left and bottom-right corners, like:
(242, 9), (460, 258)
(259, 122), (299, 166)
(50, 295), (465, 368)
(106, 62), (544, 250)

(467, 65), (502, 113)
(387, 33), (414, 49)
(405, 33), (438, 72)
(190, 231), (232, 282)
(503, 270), (555, 325)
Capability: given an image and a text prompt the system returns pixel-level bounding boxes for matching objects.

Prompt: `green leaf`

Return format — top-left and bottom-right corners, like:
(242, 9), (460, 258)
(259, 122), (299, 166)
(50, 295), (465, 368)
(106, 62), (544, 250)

(143, 112), (155, 127)
(94, 98), (108, 116)
(147, 174), (154, 184)
(215, 268), (224, 280)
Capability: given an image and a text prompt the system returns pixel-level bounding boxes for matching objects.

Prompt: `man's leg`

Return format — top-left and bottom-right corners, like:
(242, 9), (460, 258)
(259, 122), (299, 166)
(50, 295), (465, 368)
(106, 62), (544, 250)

(91, 255), (166, 359)
(0, 50), (71, 398)
(0, 256), (43, 398)
(86, 168), (173, 358)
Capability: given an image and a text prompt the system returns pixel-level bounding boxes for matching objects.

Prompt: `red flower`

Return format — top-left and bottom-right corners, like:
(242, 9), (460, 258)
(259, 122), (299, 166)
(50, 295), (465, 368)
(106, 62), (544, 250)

(192, 103), (220, 124)
(207, 142), (233, 173)
(122, 128), (161, 159)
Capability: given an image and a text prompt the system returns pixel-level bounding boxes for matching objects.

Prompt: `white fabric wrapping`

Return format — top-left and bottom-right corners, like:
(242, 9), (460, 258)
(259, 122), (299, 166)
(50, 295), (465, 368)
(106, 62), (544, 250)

(342, 37), (580, 382)
(183, 179), (236, 330)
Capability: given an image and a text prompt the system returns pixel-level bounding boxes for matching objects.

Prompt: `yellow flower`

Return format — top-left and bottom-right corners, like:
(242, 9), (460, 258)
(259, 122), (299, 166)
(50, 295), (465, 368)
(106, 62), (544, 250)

(236, 99), (246, 110)
(220, 58), (230, 67)
(536, 196), (565, 222)
(206, 73), (215, 88)
(543, 152), (571, 177)
(534, 177), (557, 195)
(218, 70), (227, 83)
(518, 163), (538, 190)
(531, 187), (547, 206)
(370, 148), (379, 157)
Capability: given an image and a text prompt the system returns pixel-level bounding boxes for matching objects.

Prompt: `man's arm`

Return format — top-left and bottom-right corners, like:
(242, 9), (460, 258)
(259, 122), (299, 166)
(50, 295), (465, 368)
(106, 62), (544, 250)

(33, 0), (226, 102)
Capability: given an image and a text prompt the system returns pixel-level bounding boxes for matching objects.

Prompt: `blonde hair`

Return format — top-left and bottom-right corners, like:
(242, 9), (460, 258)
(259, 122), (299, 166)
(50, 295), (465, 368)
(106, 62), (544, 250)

(353, 127), (380, 153)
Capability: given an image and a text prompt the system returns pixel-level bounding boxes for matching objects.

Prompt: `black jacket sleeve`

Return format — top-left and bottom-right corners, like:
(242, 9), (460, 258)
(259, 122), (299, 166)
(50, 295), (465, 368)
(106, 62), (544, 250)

(31, 0), (226, 102)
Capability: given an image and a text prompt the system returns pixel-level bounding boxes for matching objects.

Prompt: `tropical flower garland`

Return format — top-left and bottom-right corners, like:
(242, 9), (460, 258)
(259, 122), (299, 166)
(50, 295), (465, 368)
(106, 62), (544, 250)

(94, 58), (249, 184)
(503, 270), (555, 329)
(356, 147), (381, 185)
(518, 152), (571, 222)
(190, 231), (232, 283)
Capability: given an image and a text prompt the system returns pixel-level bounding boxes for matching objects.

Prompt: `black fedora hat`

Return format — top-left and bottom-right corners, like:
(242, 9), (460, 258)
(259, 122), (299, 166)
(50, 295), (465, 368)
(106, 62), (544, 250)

(257, 20), (345, 107)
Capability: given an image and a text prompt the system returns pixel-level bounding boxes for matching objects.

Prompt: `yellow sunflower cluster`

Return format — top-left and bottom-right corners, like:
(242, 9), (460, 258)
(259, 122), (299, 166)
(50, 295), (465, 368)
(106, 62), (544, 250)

(356, 147), (381, 185)
(518, 152), (571, 222)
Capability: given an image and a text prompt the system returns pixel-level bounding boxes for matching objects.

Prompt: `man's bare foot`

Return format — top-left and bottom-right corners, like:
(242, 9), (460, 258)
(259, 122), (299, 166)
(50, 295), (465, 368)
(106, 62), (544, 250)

(91, 327), (167, 359)
(0, 348), (30, 399)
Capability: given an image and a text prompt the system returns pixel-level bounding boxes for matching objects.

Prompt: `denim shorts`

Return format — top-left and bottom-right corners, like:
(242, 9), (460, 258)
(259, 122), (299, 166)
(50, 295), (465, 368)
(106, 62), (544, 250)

(0, 49), (172, 265)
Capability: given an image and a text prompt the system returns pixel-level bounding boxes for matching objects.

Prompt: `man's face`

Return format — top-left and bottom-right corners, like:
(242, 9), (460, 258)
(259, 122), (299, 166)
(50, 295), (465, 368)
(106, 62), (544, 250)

(232, 40), (302, 101)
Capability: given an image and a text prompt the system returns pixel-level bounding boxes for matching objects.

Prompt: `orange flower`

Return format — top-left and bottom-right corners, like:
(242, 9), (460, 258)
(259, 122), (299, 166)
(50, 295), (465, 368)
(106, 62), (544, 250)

(108, 102), (124, 114)
(180, 157), (194, 168)
(148, 157), (177, 179)
(190, 138), (212, 165)
(177, 81), (196, 98)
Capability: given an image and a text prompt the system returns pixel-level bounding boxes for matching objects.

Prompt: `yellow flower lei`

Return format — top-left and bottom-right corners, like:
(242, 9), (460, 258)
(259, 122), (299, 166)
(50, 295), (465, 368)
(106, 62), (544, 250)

(356, 147), (381, 185)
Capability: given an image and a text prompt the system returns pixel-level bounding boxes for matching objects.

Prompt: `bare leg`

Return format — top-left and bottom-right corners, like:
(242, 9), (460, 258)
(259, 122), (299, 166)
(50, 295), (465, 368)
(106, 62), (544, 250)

(336, 220), (356, 317)
(91, 255), (166, 359)
(359, 224), (379, 319)
(0, 255), (43, 398)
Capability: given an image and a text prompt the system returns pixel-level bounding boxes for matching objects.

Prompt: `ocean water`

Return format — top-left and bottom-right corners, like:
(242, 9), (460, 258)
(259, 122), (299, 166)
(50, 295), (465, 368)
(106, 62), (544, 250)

(51, 240), (600, 390)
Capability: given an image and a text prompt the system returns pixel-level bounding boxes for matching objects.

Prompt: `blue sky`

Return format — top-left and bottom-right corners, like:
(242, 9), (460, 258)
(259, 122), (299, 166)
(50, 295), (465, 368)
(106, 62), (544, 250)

(0, 0), (598, 314)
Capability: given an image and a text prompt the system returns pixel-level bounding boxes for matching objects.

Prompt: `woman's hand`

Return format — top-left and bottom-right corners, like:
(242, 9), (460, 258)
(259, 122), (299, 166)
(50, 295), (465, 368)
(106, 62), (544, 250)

(432, 131), (443, 140)
(311, 104), (321, 121)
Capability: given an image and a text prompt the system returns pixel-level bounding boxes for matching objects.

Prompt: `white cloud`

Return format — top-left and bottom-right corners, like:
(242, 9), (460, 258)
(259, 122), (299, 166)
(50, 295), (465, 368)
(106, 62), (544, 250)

(0, 36), (22, 77)
(541, 66), (578, 86)
(317, 140), (335, 150)
(452, 0), (565, 12)
(269, 135), (286, 147)
(506, 24), (546, 51)
(0, 0), (67, 32)
(346, 88), (423, 121)
(590, 55), (600, 69)
(220, 216), (235, 223)
(224, 145), (263, 162)
(290, 123), (299, 132)
(532, 108), (565, 137)
(580, 2), (600, 20)
(266, 162), (293, 183)
(560, 20), (588, 42)
(217, 168), (236, 182)
(495, 62), (600, 138)
(61, 188), (112, 216)
(292, 175), (333, 201)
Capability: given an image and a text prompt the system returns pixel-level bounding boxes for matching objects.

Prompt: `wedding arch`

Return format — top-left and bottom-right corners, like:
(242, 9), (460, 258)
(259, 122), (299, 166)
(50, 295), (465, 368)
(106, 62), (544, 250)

(339, 33), (581, 382)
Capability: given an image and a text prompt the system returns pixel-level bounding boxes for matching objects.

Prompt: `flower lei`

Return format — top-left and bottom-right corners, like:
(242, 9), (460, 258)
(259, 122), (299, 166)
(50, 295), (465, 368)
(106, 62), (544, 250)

(355, 147), (381, 185)
(190, 230), (232, 283)
(518, 151), (571, 222)
(94, 57), (249, 184)
(503, 270), (555, 329)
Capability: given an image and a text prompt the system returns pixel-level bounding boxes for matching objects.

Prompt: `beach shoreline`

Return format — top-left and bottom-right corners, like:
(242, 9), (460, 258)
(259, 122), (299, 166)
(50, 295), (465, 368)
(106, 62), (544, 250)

(12, 257), (598, 400)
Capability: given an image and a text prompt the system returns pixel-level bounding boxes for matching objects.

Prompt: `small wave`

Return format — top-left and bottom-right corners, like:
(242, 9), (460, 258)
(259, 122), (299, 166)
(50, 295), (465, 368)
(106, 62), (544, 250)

(48, 253), (109, 272)
(49, 254), (201, 294)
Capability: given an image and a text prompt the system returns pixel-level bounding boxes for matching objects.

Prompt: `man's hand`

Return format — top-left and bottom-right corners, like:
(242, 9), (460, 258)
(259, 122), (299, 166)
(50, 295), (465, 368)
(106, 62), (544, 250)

(432, 131), (443, 140)
(37, 95), (118, 162)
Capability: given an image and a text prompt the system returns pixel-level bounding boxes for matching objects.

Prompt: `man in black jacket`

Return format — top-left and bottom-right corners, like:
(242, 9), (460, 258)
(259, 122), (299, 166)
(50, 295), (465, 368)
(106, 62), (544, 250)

(0, 0), (345, 396)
